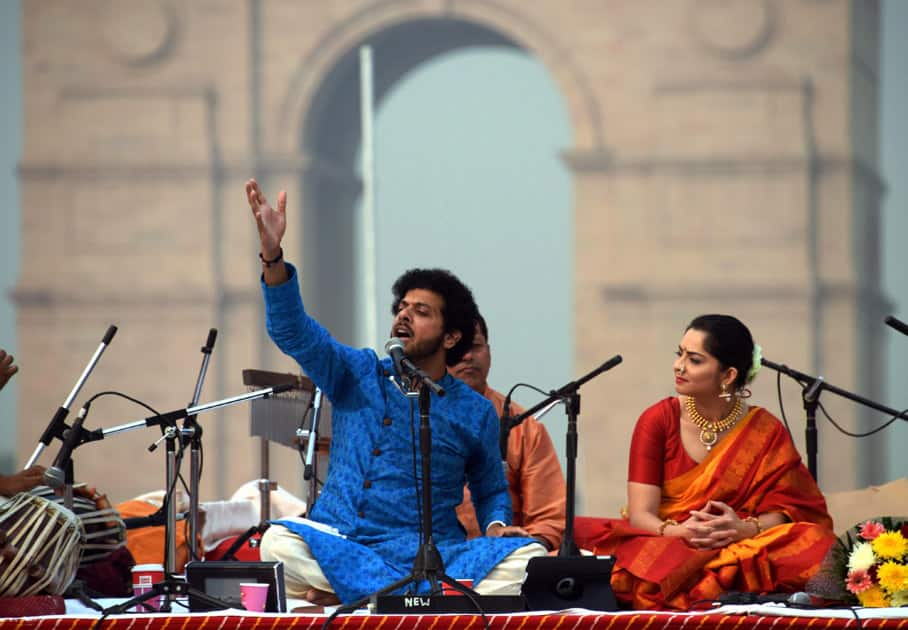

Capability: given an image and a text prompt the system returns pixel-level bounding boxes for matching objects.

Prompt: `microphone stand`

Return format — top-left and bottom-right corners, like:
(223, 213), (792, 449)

(329, 374), (486, 616)
(26, 325), (117, 469)
(184, 329), (217, 565)
(43, 384), (292, 616)
(221, 385), (326, 562)
(302, 387), (325, 513)
(760, 357), (908, 482)
(504, 355), (623, 557)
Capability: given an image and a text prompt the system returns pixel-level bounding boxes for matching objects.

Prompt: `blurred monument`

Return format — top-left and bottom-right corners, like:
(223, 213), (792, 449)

(16, 1), (887, 512)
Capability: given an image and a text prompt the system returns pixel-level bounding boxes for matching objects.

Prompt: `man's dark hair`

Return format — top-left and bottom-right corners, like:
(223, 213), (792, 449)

(686, 314), (755, 388)
(476, 313), (488, 343)
(391, 268), (479, 366)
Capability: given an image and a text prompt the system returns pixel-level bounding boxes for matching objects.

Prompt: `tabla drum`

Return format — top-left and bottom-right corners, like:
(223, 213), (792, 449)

(0, 492), (85, 596)
(30, 485), (127, 566)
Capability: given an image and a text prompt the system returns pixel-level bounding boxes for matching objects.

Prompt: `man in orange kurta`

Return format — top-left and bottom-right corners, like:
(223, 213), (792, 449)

(450, 317), (565, 551)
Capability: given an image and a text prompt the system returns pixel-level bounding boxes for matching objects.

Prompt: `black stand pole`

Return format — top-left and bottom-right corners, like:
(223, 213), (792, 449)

(560, 392), (580, 557)
(801, 376), (824, 481)
(504, 355), (623, 557)
(411, 386), (445, 587)
(761, 357), (908, 482)
(326, 380), (479, 617)
(185, 328), (217, 563)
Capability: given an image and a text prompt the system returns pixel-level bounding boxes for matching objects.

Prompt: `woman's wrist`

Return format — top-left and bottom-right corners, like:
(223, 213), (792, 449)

(658, 518), (679, 536)
(743, 515), (762, 537)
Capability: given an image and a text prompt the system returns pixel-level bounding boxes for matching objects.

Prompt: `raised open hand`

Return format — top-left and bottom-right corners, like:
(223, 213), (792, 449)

(0, 349), (18, 392)
(245, 179), (287, 258)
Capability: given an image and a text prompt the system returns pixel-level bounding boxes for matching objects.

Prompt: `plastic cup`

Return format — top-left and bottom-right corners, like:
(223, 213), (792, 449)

(240, 582), (270, 612)
(441, 578), (474, 596)
(131, 563), (165, 612)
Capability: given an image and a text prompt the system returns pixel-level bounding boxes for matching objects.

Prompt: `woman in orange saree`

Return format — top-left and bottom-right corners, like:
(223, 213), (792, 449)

(575, 315), (836, 610)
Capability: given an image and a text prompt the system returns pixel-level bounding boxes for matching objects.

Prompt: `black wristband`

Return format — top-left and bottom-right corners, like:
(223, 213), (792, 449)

(259, 248), (283, 267)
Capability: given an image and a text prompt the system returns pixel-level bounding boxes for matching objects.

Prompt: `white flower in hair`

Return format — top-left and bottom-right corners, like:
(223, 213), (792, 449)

(747, 344), (763, 383)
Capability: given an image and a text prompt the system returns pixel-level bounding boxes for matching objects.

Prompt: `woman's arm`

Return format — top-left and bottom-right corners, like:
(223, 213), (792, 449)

(627, 481), (696, 542)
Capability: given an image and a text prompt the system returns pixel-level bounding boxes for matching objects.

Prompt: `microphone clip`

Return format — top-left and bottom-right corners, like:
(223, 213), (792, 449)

(389, 373), (419, 399)
(384, 337), (446, 397)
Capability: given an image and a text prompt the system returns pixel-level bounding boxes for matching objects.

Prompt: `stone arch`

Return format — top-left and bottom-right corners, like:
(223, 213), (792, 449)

(277, 1), (605, 157)
(280, 2), (589, 343)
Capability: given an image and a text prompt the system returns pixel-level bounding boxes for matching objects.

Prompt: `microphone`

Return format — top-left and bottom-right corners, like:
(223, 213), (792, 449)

(885, 315), (908, 337)
(43, 403), (91, 488)
(803, 376), (825, 402)
(717, 591), (811, 606)
(385, 337), (407, 380)
(203, 328), (217, 353)
(384, 337), (446, 396)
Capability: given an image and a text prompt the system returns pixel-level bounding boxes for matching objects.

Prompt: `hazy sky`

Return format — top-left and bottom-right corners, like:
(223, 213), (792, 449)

(0, 1), (21, 472)
(367, 47), (573, 461)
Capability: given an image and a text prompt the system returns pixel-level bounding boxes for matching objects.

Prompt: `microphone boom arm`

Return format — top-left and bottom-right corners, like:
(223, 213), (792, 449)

(760, 358), (908, 420)
(509, 355), (623, 428)
(26, 325), (117, 468)
(103, 384), (295, 437)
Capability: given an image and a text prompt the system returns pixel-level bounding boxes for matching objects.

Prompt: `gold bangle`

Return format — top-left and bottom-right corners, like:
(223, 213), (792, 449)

(744, 515), (762, 535)
(658, 519), (679, 536)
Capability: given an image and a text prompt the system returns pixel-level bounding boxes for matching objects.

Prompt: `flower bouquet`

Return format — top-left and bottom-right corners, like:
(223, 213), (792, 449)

(807, 516), (908, 607)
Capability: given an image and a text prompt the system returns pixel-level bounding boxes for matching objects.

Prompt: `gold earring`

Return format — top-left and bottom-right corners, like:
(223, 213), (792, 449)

(719, 383), (733, 400)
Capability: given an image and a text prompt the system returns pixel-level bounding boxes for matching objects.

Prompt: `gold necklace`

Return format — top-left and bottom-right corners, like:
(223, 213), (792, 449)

(684, 395), (743, 450)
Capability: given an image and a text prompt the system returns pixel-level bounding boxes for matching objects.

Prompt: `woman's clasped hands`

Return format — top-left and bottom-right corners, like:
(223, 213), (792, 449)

(681, 500), (753, 550)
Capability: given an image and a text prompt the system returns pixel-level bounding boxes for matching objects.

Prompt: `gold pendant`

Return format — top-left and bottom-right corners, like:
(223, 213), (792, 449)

(699, 428), (718, 449)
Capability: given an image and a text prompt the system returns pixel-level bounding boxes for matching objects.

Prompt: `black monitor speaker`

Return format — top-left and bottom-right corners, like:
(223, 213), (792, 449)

(186, 560), (286, 612)
(521, 555), (618, 612)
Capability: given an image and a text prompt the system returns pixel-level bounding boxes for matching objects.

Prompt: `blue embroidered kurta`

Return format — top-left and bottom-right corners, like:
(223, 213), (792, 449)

(263, 265), (533, 603)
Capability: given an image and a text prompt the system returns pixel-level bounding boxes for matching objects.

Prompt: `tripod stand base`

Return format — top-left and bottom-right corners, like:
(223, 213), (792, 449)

(372, 594), (526, 613)
(102, 575), (234, 615)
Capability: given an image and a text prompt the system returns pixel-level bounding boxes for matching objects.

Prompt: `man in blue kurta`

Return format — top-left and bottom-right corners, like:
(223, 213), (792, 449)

(245, 179), (545, 605)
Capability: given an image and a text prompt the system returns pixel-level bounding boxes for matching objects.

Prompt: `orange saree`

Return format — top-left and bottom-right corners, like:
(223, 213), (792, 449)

(575, 398), (836, 610)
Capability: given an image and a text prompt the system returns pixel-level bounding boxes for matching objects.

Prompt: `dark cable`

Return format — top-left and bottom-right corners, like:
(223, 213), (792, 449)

(817, 401), (906, 438)
(776, 369), (793, 437)
(773, 373), (907, 440)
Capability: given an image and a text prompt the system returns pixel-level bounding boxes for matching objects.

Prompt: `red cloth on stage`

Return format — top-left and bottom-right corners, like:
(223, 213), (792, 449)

(205, 534), (262, 562)
(574, 398), (836, 611)
(456, 386), (566, 551)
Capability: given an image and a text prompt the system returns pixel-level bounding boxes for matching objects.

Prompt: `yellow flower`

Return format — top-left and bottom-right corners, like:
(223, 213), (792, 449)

(871, 531), (908, 560)
(857, 585), (890, 608)
(878, 561), (908, 593)
(848, 542), (876, 572)
(891, 590), (908, 607)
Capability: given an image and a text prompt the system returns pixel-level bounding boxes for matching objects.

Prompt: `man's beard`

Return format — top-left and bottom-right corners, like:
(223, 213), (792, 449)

(405, 331), (445, 363)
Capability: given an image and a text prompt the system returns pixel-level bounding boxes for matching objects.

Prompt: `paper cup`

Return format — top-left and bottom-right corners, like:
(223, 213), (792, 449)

(240, 582), (270, 612)
(441, 578), (473, 596)
(131, 563), (165, 612)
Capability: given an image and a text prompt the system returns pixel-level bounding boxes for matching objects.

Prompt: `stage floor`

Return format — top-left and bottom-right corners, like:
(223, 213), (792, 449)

(2, 602), (907, 630)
